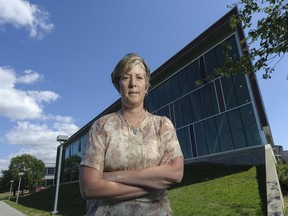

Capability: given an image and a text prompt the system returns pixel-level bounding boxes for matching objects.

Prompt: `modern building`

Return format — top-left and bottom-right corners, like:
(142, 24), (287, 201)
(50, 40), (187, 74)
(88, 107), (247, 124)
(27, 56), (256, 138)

(56, 7), (275, 182)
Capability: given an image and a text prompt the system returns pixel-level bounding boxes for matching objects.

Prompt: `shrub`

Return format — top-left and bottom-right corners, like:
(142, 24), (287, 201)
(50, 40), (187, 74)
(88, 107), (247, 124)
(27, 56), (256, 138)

(276, 161), (288, 195)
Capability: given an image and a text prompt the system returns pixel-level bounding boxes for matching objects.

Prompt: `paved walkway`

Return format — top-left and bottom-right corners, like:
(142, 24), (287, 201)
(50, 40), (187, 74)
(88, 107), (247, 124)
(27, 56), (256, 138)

(0, 201), (26, 216)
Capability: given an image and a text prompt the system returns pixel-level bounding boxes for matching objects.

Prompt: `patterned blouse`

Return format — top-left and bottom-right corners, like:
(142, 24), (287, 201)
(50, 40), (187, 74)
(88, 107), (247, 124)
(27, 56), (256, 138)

(80, 111), (183, 216)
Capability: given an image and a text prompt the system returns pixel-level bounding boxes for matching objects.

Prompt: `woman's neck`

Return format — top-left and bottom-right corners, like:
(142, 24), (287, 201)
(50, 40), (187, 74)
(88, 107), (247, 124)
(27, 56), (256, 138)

(120, 107), (146, 128)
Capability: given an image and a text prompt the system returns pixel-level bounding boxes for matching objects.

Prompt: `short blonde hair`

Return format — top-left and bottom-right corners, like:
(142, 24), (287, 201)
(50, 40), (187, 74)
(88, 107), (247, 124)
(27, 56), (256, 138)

(111, 53), (150, 92)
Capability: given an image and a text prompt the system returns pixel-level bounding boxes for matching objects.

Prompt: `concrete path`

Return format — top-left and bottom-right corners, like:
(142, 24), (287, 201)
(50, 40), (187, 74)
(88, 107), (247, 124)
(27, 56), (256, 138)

(0, 201), (26, 216)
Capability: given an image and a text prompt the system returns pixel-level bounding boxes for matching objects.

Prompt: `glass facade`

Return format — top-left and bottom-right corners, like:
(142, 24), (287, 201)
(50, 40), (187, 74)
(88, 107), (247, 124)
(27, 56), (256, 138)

(145, 34), (262, 159)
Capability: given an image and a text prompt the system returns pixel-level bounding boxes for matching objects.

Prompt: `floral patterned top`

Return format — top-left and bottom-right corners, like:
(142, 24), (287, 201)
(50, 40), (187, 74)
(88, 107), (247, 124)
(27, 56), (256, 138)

(80, 111), (183, 216)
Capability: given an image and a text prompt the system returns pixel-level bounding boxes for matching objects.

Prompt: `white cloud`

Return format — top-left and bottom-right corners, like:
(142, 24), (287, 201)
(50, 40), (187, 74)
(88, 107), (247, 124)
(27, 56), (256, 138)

(17, 69), (43, 84)
(27, 90), (59, 104)
(0, 65), (80, 171)
(0, 158), (10, 172)
(4, 118), (79, 166)
(0, 66), (60, 120)
(0, 0), (54, 39)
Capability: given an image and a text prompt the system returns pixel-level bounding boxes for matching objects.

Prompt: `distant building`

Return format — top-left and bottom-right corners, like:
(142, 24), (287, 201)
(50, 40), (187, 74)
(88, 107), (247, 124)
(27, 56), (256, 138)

(32, 162), (55, 193)
(273, 145), (287, 162)
(55, 7), (275, 183)
(283, 150), (288, 160)
(43, 163), (55, 186)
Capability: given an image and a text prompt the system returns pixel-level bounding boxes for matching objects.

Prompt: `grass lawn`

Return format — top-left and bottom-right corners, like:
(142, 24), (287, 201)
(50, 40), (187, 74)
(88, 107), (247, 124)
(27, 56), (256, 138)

(0, 163), (278, 215)
(169, 166), (265, 215)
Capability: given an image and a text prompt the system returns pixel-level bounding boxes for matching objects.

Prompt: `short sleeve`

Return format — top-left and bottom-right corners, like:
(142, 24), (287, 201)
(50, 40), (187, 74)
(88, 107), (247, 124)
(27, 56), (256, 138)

(159, 117), (183, 159)
(80, 119), (107, 171)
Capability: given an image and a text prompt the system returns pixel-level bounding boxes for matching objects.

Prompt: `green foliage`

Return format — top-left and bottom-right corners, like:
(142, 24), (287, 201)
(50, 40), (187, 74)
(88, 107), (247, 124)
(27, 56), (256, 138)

(276, 161), (288, 195)
(215, 0), (288, 80)
(0, 154), (45, 192)
(0, 170), (13, 192)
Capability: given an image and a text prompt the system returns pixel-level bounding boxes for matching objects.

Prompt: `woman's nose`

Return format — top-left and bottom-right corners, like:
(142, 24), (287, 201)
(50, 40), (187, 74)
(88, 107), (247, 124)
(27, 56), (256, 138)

(129, 77), (136, 86)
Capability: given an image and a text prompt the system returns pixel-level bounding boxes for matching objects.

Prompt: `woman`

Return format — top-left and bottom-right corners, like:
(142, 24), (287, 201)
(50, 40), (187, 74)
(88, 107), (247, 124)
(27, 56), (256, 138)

(79, 53), (184, 215)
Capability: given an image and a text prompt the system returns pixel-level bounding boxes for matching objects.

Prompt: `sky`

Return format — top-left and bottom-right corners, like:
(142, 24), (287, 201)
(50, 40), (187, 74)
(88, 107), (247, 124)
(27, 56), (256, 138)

(0, 0), (287, 173)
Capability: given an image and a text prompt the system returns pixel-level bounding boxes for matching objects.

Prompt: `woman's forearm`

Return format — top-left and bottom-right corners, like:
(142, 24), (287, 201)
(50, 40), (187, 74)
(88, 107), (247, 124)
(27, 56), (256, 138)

(103, 156), (184, 190)
(79, 166), (152, 201)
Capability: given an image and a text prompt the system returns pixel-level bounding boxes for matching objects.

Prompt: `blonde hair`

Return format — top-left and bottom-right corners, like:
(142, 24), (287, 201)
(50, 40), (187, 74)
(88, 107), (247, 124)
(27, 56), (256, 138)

(111, 53), (150, 92)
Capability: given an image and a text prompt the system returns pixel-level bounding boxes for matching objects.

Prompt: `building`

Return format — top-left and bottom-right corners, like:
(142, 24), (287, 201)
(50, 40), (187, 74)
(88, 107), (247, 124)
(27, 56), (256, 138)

(43, 163), (56, 186)
(56, 7), (274, 182)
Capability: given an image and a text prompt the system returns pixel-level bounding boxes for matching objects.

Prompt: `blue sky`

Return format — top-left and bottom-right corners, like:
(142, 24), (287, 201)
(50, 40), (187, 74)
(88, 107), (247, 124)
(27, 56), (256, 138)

(0, 0), (287, 172)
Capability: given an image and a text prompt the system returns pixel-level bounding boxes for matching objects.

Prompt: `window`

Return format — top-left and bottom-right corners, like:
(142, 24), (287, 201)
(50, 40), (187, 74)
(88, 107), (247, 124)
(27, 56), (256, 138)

(164, 79), (173, 104)
(80, 134), (88, 155)
(233, 75), (251, 105)
(199, 83), (219, 118)
(194, 122), (209, 156)
(227, 109), (248, 149)
(221, 76), (238, 110)
(205, 118), (221, 154)
(190, 91), (203, 122)
(189, 125), (197, 157)
(72, 140), (80, 155)
(176, 127), (192, 159)
(157, 84), (166, 108)
(157, 105), (171, 120)
(204, 46), (220, 77)
(171, 73), (182, 101)
(215, 114), (234, 151)
(46, 167), (55, 175)
(240, 105), (262, 146)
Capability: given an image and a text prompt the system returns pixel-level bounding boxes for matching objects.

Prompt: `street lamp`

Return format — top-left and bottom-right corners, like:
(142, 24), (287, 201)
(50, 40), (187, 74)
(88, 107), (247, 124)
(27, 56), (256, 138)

(8, 180), (14, 200)
(16, 173), (23, 204)
(51, 135), (69, 215)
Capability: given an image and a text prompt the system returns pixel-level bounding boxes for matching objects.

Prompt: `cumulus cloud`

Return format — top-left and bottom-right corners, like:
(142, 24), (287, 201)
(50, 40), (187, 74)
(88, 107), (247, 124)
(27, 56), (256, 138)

(0, 66), (79, 171)
(0, 66), (80, 170)
(0, 0), (54, 39)
(0, 66), (59, 120)
(5, 118), (78, 147)
(4, 118), (79, 164)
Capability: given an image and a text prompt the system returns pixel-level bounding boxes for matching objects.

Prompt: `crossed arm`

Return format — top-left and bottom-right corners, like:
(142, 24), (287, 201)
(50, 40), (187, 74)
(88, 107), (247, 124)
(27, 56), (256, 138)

(79, 156), (184, 201)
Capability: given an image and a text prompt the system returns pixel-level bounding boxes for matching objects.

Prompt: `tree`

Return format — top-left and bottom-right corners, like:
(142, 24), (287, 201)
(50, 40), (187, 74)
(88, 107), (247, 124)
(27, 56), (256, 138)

(0, 170), (13, 192)
(0, 154), (45, 193)
(211, 0), (287, 81)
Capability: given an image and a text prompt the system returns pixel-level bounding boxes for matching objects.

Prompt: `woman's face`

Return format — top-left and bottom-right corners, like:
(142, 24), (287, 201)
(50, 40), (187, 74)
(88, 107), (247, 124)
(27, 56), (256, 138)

(119, 64), (147, 109)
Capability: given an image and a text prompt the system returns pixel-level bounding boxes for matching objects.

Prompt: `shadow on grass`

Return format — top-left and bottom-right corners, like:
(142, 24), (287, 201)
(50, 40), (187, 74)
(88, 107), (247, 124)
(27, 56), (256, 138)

(256, 165), (267, 216)
(180, 162), (253, 185)
(11, 182), (86, 216)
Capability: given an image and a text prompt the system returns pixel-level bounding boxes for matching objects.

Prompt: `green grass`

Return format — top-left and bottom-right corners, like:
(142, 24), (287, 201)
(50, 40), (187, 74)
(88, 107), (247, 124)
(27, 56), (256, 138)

(1, 163), (269, 215)
(169, 164), (266, 215)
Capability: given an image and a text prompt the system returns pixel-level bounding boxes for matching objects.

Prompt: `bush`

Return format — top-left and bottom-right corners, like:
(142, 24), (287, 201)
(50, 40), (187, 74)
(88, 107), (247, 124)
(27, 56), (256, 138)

(276, 161), (288, 195)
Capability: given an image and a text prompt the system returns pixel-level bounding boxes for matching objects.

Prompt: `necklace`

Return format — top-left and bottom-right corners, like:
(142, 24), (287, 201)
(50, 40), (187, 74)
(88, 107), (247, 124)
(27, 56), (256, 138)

(119, 110), (146, 135)
(132, 128), (140, 135)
